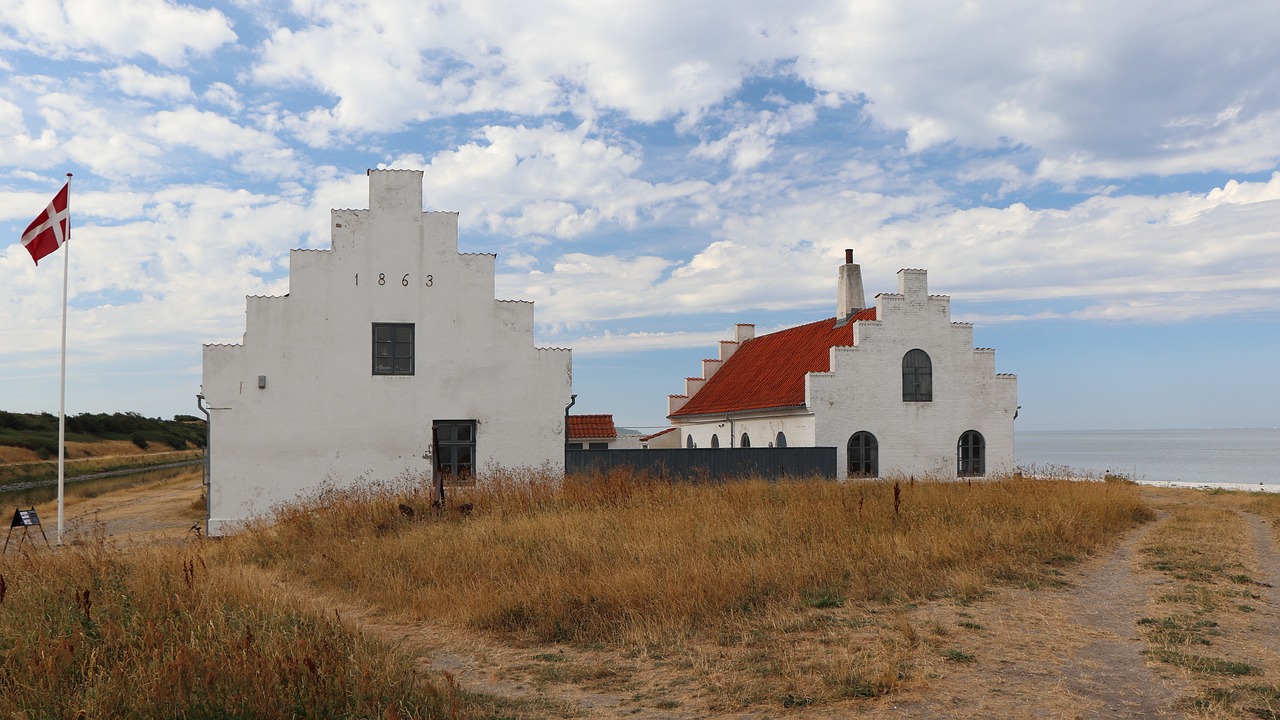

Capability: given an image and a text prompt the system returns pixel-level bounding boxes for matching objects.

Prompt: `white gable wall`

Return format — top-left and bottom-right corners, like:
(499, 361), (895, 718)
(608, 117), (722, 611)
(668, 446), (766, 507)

(201, 170), (571, 534)
(807, 269), (1017, 479)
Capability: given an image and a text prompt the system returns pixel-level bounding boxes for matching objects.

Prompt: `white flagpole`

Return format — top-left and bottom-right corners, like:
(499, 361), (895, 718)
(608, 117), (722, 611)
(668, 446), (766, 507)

(57, 173), (71, 545)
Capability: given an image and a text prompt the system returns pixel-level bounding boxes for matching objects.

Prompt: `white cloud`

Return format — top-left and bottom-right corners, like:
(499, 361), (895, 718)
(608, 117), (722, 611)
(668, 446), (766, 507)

(793, 0), (1280, 178)
(692, 103), (820, 172)
(423, 123), (710, 239)
(202, 82), (243, 113)
(105, 65), (193, 100)
(0, 184), (313, 366)
(147, 107), (284, 162)
(2, 0), (237, 66)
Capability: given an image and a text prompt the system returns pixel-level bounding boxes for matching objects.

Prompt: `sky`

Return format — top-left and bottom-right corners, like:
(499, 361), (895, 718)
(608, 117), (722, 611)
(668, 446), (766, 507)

(1, 0), (1279, 433)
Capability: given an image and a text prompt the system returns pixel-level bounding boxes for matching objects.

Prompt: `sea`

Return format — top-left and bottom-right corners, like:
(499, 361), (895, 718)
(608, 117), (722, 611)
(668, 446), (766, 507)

(1016, 428), (1280, 490)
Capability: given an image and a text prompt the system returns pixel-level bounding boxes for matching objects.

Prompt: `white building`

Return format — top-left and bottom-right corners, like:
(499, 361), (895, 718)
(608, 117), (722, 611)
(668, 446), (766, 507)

(201, 170), (572, 534)
(667, 252), (1018, 479)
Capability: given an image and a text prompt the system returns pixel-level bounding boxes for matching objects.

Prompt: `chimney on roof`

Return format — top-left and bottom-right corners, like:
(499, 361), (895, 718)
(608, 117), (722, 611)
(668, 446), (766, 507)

(837, 248), (865, 324)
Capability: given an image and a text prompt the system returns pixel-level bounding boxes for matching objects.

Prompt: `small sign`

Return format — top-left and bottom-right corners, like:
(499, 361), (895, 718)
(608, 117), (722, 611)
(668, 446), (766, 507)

(10, 508), (40, 528)
(4, 506), (49, 553)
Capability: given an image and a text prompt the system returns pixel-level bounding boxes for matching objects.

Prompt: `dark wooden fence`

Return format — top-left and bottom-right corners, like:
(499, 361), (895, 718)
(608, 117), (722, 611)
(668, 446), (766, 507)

(566, 447), (837, 481)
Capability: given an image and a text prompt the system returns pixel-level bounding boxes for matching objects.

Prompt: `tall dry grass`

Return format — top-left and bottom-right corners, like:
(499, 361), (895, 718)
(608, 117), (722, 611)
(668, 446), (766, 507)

(226, 469), (1153, 646)
(0, 532), (459, 718)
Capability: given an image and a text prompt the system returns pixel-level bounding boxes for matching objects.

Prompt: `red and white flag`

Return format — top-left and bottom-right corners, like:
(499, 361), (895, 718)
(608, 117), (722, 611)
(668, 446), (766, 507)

(21, 182), (70, 265)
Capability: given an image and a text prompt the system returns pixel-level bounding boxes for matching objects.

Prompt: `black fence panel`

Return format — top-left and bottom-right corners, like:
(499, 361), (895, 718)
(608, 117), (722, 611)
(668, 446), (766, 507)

(566, 447), (837, 481)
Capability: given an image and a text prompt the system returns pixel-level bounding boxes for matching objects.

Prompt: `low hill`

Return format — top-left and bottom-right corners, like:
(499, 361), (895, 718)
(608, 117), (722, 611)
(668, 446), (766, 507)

(0, 411), (206, 489)
(0, 410), (205, 460)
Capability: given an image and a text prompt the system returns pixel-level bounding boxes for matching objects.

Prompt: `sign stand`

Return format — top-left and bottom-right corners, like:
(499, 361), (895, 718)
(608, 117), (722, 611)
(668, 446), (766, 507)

(4, 507), (51, 553)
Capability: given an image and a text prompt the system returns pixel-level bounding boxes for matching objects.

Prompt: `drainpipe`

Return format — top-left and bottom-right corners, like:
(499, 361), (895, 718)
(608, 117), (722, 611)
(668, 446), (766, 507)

(564, 394), (577, 466)
(196, 394), (211, 533)
(727, 416), (735, 448)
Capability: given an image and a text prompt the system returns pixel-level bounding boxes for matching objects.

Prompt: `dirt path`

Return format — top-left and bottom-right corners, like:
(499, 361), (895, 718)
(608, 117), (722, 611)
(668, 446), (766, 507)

(1054, 513), (1184, 718)
(27, 466), (206, 545)
(876, 513), (1184, 719)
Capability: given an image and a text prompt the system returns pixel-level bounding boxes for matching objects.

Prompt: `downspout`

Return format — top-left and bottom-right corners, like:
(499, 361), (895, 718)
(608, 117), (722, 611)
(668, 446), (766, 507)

(196, 393), (211, 534)
(727, 416), (735, 448)
(564, 394), (577, 467)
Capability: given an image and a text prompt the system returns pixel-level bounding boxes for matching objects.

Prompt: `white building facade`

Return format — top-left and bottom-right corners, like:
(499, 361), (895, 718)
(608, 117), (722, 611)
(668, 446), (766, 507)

(668, 254), (1018, 480)
(201, 170), (572, 534)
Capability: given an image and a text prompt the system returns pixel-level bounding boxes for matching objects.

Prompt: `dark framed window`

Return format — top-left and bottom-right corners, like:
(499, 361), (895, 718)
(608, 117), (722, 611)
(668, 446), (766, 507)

(373, 323), (414, 375)
(434, 420), (476, 484)
(710, 434), (720, 449)
(847, 431), (878, 477)
(588, 442), (609, 450)
(958, 430), (985, 477)
(902, 349), (932, 402)
(741, 433), (750, 448)
(567, 442), (584, 450)
(776, 432), (787, 448)
(686, 435), (695, 449)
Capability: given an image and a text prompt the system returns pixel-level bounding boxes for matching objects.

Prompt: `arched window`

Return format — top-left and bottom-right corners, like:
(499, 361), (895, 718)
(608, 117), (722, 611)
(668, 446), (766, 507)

(847, 431), (878, 477)
(740, 433), (750, 448)
(776, 432), (787, 448)
(710, 434), (720, 448)
(958, 430), (985, 477)
(902, 349), (933, 402)
(686, 435), (695, 449)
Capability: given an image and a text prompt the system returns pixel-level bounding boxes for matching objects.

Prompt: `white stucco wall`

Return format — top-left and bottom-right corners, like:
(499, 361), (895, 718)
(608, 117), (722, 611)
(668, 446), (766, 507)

(808, 269), (1017, 479)
(201, 170), (572, 534)
(678, 413), (815, 450)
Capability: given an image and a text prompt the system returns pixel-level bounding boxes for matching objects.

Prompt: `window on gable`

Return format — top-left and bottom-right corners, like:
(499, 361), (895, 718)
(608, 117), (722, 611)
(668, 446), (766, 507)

(902, 349), (932, 402)
(434, 420), (476, 485)
(848, 431), (879, 477)
(373, 323), (415, 375)
(958, 430), (985, 477)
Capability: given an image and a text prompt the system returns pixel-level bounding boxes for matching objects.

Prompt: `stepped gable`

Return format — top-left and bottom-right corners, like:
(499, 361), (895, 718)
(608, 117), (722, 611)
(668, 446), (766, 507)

(671, 307), (877, 418)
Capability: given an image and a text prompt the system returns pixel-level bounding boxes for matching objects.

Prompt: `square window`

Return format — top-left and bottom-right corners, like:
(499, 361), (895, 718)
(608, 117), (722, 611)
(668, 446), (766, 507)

(373, 323), (414, 375)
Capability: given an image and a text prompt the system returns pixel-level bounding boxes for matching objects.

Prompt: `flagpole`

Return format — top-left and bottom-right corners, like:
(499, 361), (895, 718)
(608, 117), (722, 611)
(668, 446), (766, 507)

(57, 173), (71, 545)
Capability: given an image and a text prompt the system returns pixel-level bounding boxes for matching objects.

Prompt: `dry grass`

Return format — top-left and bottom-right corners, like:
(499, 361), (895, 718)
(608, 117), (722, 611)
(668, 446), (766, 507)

(0, 468), (1162, 716)
(0, 533), (460, 719)
(216, 469), (1152, 706)
(0, 442), (202, 486)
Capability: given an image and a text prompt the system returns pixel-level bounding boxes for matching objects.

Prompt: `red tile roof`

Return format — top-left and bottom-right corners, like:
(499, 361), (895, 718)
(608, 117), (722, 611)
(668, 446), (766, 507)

(670, 308), (877, 418)
(567, 414), (618, 439)
(639, 427), (678, 441)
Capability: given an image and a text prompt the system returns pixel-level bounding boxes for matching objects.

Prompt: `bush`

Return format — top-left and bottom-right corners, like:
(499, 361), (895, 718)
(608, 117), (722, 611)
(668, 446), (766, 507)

(131, 433), (149, 450)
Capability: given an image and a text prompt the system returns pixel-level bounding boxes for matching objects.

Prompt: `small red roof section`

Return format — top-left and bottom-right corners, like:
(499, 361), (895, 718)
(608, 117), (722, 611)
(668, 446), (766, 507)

(670, 308), (877, 418)
(567, 414), (618, 439)
(639, 427), (678, 441)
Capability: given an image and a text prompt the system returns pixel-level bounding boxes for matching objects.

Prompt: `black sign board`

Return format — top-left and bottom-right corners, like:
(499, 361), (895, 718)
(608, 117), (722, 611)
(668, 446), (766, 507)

(10, 507), (40, 528)
(4, 506), (49, 553)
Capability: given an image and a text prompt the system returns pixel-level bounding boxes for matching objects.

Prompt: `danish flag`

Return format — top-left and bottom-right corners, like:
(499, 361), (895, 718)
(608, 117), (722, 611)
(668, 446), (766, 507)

(21, 182), (70, 265)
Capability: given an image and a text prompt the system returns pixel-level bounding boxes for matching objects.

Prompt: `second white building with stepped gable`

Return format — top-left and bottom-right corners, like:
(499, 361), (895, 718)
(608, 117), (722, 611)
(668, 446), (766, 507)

(667, 252), (1018, 480)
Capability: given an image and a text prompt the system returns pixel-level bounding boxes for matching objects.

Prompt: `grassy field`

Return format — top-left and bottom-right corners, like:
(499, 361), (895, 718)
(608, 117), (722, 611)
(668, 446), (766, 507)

(0, 467), (1218, 717)
(0, 444), (204, 490)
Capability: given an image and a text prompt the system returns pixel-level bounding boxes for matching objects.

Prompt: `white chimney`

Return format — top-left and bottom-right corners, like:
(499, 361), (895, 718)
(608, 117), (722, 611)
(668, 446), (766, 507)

(837, 248), (865, 323)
